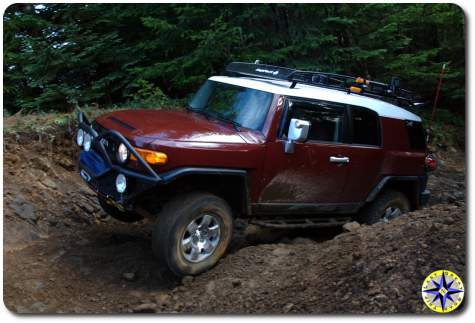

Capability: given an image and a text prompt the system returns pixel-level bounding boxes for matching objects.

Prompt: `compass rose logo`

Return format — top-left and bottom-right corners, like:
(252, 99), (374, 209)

(421, 270), (464, 313)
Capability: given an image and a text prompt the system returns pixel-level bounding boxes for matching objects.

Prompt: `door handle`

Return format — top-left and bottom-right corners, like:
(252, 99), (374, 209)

(329, 156), (350, 164)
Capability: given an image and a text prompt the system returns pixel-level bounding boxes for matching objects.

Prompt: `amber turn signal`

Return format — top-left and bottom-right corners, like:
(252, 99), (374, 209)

(130, 148), (168, 165)
(349, 86), (362, 93)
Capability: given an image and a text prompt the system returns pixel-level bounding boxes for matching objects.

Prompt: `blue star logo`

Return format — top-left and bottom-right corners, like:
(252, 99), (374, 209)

(423, 271), (464, 311)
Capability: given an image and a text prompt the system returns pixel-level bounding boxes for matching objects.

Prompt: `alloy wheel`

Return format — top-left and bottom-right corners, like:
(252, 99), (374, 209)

(181, 213), (221, 263)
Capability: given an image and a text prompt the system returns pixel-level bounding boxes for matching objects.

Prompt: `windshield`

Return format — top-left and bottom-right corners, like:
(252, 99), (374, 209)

(189, 80), (273, 131)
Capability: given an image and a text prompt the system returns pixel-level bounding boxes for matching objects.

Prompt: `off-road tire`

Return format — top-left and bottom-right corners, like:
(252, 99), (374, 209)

(152, 192), (233, 276)
(357, 190), (410, 225)
(98, 198), (143, 223)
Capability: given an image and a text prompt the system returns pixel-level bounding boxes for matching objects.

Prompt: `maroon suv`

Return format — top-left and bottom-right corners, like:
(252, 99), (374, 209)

(76, 62), (433, 276)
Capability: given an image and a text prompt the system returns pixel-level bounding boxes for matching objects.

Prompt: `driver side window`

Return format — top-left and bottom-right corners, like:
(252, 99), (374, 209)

(282, 99), (347, 143)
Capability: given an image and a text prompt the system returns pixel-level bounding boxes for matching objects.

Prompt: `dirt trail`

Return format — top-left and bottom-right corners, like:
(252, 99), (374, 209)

(3, 127), (466, 313)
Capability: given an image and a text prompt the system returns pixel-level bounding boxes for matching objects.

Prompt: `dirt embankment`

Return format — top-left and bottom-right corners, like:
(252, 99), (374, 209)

(160, 204), (465, 314)
(3, 127), (466, 314)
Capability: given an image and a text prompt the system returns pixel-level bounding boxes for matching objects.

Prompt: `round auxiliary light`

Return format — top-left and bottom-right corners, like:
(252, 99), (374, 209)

(76, 129), (84, 146)
(115, 173), (127, 193)
(83, 133), (92, 151)
(117, 143), (129, 164)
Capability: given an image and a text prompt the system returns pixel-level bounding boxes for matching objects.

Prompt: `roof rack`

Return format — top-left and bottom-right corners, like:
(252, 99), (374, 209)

(225, 62), (426, 108)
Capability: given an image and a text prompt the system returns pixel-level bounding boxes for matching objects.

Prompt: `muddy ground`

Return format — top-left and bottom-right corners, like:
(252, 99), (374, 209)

(3, 127), (466, 314)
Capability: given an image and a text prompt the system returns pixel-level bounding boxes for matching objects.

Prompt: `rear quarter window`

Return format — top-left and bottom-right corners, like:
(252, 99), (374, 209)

(350, 106), (380, 146)
(406, 121), (426, 150)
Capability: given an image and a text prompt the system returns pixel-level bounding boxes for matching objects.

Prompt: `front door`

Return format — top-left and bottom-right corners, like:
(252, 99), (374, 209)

(257, 98), (351, 211)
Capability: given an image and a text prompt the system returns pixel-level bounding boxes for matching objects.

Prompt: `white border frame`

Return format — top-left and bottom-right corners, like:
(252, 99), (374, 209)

(1, 1), (471, 322)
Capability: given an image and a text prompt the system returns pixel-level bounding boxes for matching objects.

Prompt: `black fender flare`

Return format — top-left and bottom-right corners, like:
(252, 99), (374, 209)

(159, 167), (247, 184)
(366, 175), (428, 208)
(158, 167), (251, 215)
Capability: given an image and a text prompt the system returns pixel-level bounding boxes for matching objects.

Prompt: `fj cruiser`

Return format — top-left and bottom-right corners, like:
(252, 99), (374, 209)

(76, 62), (434, 276)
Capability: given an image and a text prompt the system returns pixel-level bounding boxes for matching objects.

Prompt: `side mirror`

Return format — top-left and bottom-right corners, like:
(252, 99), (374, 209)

(288, 118), (310, 142)
(284, 118), (310, 154)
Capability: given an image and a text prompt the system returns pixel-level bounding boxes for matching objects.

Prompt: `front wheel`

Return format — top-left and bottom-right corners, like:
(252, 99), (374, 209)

(152, 192), (233, 276)
(357, 190), (410, 225)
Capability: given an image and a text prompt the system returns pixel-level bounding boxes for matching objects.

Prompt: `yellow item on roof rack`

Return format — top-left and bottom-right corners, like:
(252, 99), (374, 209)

(349, 86), (362, 93)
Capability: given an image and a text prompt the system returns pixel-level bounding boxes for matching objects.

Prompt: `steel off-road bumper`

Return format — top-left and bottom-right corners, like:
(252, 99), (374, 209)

(77, 111), (162, 211)
(77, 111), (248, 212)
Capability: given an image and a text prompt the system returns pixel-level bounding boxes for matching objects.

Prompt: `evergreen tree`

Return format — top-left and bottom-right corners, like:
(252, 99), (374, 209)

(3, 3), (465, 114)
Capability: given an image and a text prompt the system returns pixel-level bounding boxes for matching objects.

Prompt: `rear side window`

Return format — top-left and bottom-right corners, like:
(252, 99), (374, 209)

(283, 99), (347, 143)
(406, 121), (426, 150)
(350, 106), (380, 146)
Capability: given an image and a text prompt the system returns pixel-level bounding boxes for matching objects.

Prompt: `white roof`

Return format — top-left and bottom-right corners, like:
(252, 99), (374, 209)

(209, 76), (421, 122)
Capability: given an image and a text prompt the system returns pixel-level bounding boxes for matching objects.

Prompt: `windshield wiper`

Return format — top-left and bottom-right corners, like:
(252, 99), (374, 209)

(187, 104), (213, 120)
(191, 107), (242, 132)
(228, 120), (242, 132)
(213, 114), (242, 132)
(186, 104), (198, 113)
(200, 109), (214, 121)
(187, 105), (215, 122)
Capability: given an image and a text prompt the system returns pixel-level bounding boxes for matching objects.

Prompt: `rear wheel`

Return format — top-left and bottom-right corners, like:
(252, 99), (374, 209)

(152, 192), (233, 276)
(357, 190), (410, 225)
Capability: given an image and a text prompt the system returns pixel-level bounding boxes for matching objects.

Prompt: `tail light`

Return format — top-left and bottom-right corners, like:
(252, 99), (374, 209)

(425, 154), (437, 172)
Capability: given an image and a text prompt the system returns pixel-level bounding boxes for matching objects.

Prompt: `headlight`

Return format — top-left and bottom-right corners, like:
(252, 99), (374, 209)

(83, 133), (92, 151)
(115, 173), (127, 193)
(76, 129), (84, 146)
(117, 143), (129, 164)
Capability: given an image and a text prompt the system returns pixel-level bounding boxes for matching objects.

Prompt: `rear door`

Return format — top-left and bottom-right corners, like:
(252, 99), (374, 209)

(259, 98), (351, 204)
(339, 105), (385, 203)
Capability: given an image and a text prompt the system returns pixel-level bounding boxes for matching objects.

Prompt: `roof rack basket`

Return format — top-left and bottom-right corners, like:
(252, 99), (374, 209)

(225, 62), (425, 108)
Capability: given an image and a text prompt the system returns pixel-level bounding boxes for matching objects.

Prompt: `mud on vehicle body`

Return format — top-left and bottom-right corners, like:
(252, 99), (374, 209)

(76, 62), (435, 276)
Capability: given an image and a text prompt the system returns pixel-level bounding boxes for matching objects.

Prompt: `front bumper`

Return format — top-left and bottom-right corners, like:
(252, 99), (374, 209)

(77, 111), (161, 211)
(76, 111), (248, 212)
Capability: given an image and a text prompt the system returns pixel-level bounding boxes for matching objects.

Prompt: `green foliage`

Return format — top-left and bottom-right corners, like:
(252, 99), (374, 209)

(3, 3), (465, 116)
(421, 108), (465, 149)
(128, 79), (169, 107)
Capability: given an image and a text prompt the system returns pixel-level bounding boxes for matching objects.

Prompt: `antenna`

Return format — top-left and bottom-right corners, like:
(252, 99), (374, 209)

(427, 63), (447, 143)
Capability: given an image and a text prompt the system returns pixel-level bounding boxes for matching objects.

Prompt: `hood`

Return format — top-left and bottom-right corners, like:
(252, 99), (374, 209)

(95, 109), (260, 144)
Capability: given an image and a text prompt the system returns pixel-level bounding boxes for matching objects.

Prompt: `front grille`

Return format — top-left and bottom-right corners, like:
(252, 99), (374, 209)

(92, 121), (121, 163)
(92, 120), (107, 134)
(91, 121), (146, 173)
